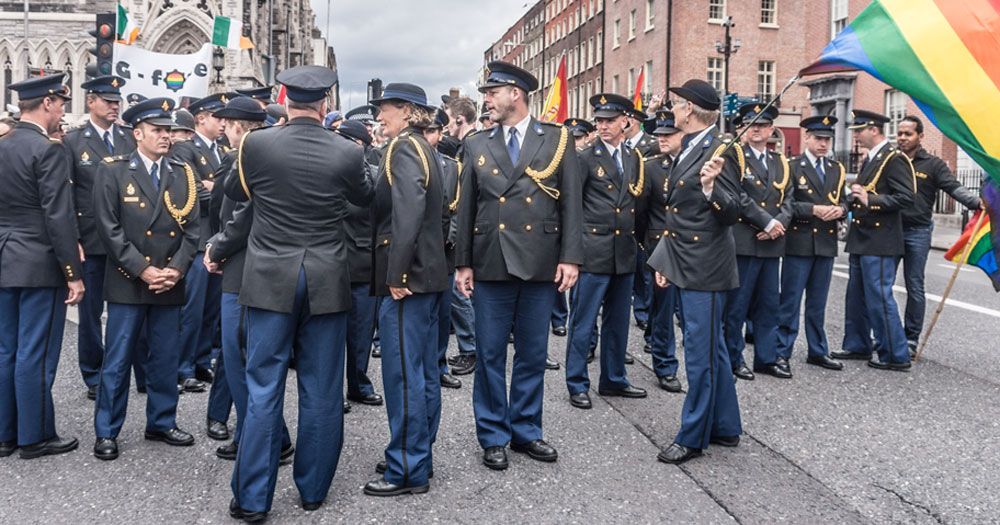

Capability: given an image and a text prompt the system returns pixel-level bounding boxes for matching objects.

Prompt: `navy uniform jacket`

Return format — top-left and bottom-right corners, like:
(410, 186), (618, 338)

(455, 119), (584, 281)
(441, 154), (461, 274)
(371, 129), (449, 296)
(171, 134), (223, 250)
(208, 197), (251, 294)
(0, 122), (82, 287)
(786, 155), (847, 258)
(224, 117), (373, 315)
(344, 152), (377, 285)
(578, 142), (644, 275)
(733, 148), (793, 258)
(640, 153), (672, 253)
(645, 127), (742, 292)
(845, 144), (916, 257)
(629, 131), (661, 157)
(93, 153), (200, 305)
(63, 122), (136, 255)
(903, 148), (980, 227)
(208, 151), (236, 235)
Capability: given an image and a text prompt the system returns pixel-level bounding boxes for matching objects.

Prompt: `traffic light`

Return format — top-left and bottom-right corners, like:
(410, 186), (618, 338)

(86, 13), (116, 79)
(367, 79), (383, 103)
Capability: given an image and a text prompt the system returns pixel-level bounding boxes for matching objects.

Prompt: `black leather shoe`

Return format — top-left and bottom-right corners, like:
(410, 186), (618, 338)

(709, 435), (740, 447)
(87, 384), (98, 401)
(624, 354), (634, 364)
(586, 347), (595, 363)
(136, 384), (147, 394)
(482, 446), (508, 470)
(301, 499), (323, 511)
(775, 356), (791, 373)
(0, 441), (16, 457)
(207, 419), (229, 440)
(375, 459), (433, 478)
(280, 442), (295, 462)
(178, 377), (206, 393)
(744, 332), (755, 345)
(806, 354), (844, 370)
(545, 357), (560, 370)
(371, 346), (381, 358)
(598, 385), (647, 398)
(344, 401), (351, 413)
(908, 340), (918, 359)
(658, 374), (682, 392)
(94, 438), (118, 460)
(439, 374), (462, 389)
(510, 439), (558, 462)
(643, 343), (652, 354)
(636, 319), (649, 331)
(732, 363), (755, 381)
(216, 441), (237, 460)
(552, 326), (567, 337)
(364, 478), (429, 497)
(348, 393), (385, 405)
(450, 354), (476, 376)
(229, 498), (266, 523)
(867, 358), (912, 371)
(20, 435), (78, 459)
(144, 428), (194, 446)
(195, 367), (214, 384)
(657, 442), (702, 464)
(831, 349), (872, 360)
(753, 363), (793, 379)
(569, 392), (592, 409)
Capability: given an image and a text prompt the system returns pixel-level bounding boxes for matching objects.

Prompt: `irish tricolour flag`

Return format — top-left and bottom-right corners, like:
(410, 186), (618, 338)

(116, 3), (138, 44)
(212, 16), (254, 50)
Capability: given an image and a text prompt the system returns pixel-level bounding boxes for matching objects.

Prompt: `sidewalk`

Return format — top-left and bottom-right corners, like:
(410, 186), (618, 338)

(931, 213), (965, 251)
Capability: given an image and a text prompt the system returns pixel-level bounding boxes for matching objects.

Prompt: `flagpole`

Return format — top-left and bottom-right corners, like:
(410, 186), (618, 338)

(715, 74), (799, 157)
(913, 209), (987, 361)
(23, 0), (30, 78)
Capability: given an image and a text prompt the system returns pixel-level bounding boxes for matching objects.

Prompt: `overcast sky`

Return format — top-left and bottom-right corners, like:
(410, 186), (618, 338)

(309, 0), (529, 110)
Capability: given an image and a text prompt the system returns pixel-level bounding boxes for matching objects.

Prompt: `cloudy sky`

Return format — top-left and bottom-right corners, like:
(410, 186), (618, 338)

(309, 0), (529, 109)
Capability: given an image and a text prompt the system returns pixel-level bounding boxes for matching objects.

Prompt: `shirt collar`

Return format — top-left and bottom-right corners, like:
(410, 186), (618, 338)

(196, 131), (215, 149)
(601, 138), (623, 158)
(626, 131), (644, 149)
(804, 149), (821, 166)
(867, 139), (889, 161)
(501, 115), (531, 144)
(136, 149), (162, 176)
(748, 144), (768, 160)
(680, 126), (714, 157)
(89, 118), (112, 137)
(20, 119), (48, 136)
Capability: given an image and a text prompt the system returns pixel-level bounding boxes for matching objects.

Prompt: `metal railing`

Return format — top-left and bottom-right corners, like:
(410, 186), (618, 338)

(935, 168), (984, 216)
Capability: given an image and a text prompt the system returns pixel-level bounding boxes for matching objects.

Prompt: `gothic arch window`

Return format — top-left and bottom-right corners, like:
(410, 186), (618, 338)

(3, 59), (11, 109)
(150, 18), (211, 55)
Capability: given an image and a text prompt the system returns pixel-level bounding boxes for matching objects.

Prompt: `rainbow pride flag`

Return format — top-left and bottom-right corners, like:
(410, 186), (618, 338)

(944, 182), (1000, 291)
(800, 0), (1000, 185)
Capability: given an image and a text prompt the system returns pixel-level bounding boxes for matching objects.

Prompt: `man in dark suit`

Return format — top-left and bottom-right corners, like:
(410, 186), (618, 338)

(91, 97), (201, 460)
(224, 66), (372, 520)
(455, 61), (583, 470)
(724, 103), (793, 380)
(776, 116), (847, 371)
(0, 74), (83, 459)
(63, 75), (136, 401)
(565, 94), (647, 410)
(646, 79), (743, 465)
(832, 110), (916, 370)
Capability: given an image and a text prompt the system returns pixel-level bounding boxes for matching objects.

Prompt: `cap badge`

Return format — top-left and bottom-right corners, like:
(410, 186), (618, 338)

(570, 120), (577, 127)
(754, 105), (761, 113)
(221, 95), (228, 103)
(161, 100), (170, 112)
(600, 96), (607, 105)
(111, 78), (119, 88)
(822, 116), (830, 125)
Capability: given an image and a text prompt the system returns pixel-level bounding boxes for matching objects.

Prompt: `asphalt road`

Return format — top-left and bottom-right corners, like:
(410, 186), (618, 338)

(2, 245), (998, 524)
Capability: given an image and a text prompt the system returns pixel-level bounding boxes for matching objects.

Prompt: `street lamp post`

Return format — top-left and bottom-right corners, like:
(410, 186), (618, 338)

(212, 47), (226, 86)
(715, 16), (741, 133)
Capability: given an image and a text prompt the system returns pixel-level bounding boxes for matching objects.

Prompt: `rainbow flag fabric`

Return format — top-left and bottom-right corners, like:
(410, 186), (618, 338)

(944, 182), (1000, 291)
(800, 0), (1000, 185)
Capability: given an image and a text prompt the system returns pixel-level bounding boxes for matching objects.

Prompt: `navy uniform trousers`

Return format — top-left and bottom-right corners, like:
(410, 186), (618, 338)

(777, 256), (835, 359)
(842, 254), (910, 364)
(232, 269), (345, 513)
(95, 303), (181, 438)
(725, 256), (779, 369)
(0, 287), (68, 446)
(551, 289), (568, 329)
(649, 283), (681, 378)
(632, 249), (652, 324)
(473, 280), (554, 448)
(675, 289), (742, 449)
(77, 256), (106, 387)
(566, 272), (634, 394)
(178, 255), (220, 380)
(379, 292), (442, 487)
(346, 284), (377, 398)
(437, 276), (455, 376)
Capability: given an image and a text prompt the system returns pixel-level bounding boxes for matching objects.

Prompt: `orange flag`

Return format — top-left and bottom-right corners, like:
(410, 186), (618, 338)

(541, 53), (568, 123)
(633, 64), (645, 111)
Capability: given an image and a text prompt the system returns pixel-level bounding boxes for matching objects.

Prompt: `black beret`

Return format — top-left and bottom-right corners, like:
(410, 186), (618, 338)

(669, 79), (720, 110)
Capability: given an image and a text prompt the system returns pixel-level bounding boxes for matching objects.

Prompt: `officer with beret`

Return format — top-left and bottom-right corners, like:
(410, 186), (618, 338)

(640, 109), (685, 392)
(724, 103), (793, 380)
(235, 85), (274, 108)
(646, 79), (743, 464)
(455, 61), (583, 470)
(92, 97), (201, 460)
(224, 65), (372, 520)
(63, 75), (136, 400)
(831, 110), (916, 370)
(565, 93), (647, 410)
(776, 115), (847, 371)
(0, 74), (83, 459)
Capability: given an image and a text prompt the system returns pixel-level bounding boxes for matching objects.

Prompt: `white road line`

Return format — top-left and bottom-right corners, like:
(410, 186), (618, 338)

(938, 263), (974, 274)
(831, 270), (1000, 319)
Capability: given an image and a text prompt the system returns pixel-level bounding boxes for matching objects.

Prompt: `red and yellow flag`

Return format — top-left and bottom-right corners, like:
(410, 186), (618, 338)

(633, 64), (645, 111)
(541, 53), (567, 122)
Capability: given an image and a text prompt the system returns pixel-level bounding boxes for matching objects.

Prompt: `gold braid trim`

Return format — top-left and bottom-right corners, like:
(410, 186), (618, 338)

(237, 130), (252, 200)
(165, 164), (197, 229)
(772, 152), (790, 206)
(712, 141), (746, 180)
(384, 137), (399, 185)
(406, 136), (431, 187)
(828, 161), (846, 205)
(862, 150), (901, 195)
(448, 160), (462, 212)
(524, 126), (567, 200)
(629, 150), (645, 197)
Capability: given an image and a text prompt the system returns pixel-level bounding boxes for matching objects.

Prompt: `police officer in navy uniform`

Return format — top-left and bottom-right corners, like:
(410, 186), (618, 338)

(640, 109), (685, 392)
(92, 97), (201, 460)
(0, 74), (83, 459)
(171, 92), (230, 393)
(455, 61), (583, 470)
(724, 103), (793, 380)
(63, 75), (136, 400)
(224, 65), (372, 520)
(832, 110), (916, 370)
(565, 94), (647, 410)
(775, 115), (846, 371)
(235, 86), (274, 109)
(646, 79), (743, 464)
(624, 106), (659, 333)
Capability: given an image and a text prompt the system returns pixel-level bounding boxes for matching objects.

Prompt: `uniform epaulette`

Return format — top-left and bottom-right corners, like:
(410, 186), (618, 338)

(537, 120), (562, 128)
(465, 128), (487, 138)
(104, 155), (129, 163)
(48, 137), (62, 144)
(166, 158), (188, 167)
(440, 153), (457, 163)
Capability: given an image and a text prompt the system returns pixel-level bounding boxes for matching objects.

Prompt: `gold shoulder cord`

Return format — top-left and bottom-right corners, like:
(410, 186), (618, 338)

(772, 153), (790, 206)
(628, 150), (645, 197)
(165, 164), (197, 229)
(862, 150), (899, 194)
(712, 141), (746, 180)
(237, 130), (252, 200)
(384, 137), (400, 185)
(828, 162), (846, 204)
(406, 136), (431, 187)
(524, 126), (568, 200)
(448, 160), (462, 212)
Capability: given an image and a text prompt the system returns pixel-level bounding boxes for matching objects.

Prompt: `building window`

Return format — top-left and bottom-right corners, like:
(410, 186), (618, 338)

(885, 89), (907, 142)
(757, 60), (775, 102)
(629, 10), (637, 40)
(709, 0), (726, 21)
(613, 74), (619, 94)
(597, 0), (602, 13)
(596, 31), (603, 62)
(645, 60), (653, 95)
(628, 68), (635, 95)
(613, 19), (621, 47)
(761, 0), (777, 25)
(590, 0), (595, 18)
(707, 57), (724, 91)
(646, 0), (655, 30)
(831, 0), (848, 39)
